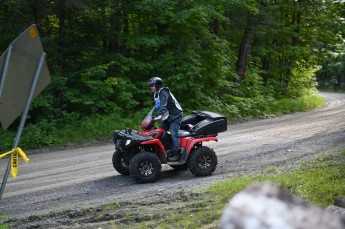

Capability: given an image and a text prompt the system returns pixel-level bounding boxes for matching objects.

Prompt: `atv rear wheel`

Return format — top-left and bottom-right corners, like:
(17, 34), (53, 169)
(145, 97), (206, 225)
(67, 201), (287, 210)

(112, 150), (130, 175)
(188, 146), (217, 177)
(129, 152), (161, 183)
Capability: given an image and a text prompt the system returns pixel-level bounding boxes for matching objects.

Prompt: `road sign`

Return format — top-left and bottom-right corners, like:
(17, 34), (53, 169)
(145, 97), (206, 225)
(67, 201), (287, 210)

(0, 24), (51, 130)
(0, 24), (51, 201)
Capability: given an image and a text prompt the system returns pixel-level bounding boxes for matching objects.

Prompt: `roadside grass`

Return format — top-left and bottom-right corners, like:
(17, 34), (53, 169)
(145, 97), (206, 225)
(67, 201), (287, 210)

(0, 109), (148, 150)
(282, 93), (325, 112)
(319, 89), (345, 93)
(210, 155), (345, 208)
(265, 93), (325, 116)
(127, 151), (344, 228)
(216, 92), (325, 123)
(0, 216), (8, 229)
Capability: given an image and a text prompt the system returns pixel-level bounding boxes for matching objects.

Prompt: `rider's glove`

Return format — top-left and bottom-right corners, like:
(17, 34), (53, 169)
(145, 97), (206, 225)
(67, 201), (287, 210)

(152, 115), (162, 122)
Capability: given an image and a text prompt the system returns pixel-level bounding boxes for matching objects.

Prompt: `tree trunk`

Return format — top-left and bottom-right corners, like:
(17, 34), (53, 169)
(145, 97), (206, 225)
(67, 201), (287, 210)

(57, 0), (66, 74)
(108, 0), (121, 54)
(236, 19), (254, 82)
(236, 0), (267, 82)
(101, 3), (108, 53)
(213, 19), (219, 36)
(284, 1), (301, 94)
(28, 0), (40, 24)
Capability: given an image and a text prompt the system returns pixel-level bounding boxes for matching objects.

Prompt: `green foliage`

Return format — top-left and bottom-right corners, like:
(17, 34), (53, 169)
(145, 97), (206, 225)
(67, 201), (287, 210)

(0, 214), (8, 228)
(0, 223), (8, 229)
(317, 41), (345, 90)
(0, 110), (150, 151)
(239, 69), (264, 98)
(20, 120), (55, 148)
(64, 62), (138, 114)
(213, 90), (324, 122)
(0, 130), (15, 151)
(287, 65), (320, 98)
(0, 92), (319, 150)
(0, 0), (341, 149)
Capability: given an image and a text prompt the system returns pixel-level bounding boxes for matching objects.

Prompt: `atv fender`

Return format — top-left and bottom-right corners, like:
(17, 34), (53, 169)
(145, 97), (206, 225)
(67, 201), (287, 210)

(185, 136), (218, 153)
(141, 139), (167, 155)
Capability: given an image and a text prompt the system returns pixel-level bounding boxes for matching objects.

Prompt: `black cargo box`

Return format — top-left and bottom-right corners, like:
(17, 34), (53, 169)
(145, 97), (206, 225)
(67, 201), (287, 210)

(180, 111), (227, 136)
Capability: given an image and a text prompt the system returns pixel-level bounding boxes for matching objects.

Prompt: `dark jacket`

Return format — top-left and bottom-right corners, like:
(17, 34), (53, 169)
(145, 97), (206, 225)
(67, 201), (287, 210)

(154, 87), (182, 122)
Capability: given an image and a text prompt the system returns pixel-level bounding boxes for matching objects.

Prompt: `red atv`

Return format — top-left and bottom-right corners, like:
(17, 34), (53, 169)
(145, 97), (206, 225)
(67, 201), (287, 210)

(112, 109), (227, 183)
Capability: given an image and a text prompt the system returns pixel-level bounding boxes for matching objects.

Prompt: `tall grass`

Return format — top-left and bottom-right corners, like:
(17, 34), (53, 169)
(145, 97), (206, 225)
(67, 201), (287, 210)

(0, 110), (148, 150)
(274, 94), (325, 114)
(255, 93), (325, 117)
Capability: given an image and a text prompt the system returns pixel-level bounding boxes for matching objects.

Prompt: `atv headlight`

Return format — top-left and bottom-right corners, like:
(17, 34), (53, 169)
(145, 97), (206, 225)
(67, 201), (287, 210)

(125, 140), (131, 146)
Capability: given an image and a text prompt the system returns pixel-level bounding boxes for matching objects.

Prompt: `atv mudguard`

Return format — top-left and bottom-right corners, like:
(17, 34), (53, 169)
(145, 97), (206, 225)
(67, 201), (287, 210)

(182, 136), (218, 153)
(141, 139), (167, 155)
(141, 135), (218, 155)
(140, 139), (168, 163)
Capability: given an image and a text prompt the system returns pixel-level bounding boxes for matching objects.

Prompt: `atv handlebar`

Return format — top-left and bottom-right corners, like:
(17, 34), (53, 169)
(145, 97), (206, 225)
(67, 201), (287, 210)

(152, 115), (162, 122)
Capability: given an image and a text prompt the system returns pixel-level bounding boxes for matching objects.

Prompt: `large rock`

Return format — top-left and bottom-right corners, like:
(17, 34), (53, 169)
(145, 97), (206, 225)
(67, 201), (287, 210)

(335, 197), (345, 208)
(220, 182), (345, 229)
(326, 206), (345, 222)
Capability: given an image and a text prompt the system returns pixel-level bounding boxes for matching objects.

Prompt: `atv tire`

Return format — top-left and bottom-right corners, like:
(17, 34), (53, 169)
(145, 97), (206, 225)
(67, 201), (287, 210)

(129, 152), (161, 183)
(112, 150), (130, 175)
(188, 146), (217, 177)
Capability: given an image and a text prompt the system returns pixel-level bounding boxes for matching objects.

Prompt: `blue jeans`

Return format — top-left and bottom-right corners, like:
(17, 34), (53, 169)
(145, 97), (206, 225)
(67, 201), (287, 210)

(161, 117), (181, 151)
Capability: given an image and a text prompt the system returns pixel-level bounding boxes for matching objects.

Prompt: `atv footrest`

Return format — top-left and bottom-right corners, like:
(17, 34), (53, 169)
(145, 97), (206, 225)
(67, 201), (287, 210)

(167, 161), (185, 165)
(167, 149), (188, 165)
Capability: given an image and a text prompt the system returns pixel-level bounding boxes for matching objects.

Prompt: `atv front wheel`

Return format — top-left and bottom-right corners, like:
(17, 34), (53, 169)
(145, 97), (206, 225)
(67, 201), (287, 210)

(129, 152), (161, 183)
(112, 150), (130, 175)
(188, 146), (217, 177)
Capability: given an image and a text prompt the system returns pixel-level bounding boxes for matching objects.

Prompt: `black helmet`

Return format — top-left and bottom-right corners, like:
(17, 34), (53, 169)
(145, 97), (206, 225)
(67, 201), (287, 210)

(148, 77), (163, 87)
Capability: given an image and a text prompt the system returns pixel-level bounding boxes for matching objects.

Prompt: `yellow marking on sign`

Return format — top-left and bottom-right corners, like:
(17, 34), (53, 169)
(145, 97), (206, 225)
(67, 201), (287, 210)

(0, 148), (30, 178)
(28, 27), (37, 39)
(11, 151), (18, 177)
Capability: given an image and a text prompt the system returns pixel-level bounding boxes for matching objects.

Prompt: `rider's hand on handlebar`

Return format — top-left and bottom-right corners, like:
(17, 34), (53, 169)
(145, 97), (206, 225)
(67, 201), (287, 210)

(152, 115), (162, 122)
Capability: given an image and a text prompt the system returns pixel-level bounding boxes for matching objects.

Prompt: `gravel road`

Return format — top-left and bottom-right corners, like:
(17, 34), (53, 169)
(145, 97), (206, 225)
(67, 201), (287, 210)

(1, 92), (345, 219)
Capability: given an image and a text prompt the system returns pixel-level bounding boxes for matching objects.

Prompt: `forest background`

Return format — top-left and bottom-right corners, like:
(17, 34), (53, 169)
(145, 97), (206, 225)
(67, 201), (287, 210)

(0, 0), (344, 150)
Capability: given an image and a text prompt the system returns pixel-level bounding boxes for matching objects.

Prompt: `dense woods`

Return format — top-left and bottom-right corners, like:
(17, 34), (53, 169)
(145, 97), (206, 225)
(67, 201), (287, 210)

(0, 0), (344, 148)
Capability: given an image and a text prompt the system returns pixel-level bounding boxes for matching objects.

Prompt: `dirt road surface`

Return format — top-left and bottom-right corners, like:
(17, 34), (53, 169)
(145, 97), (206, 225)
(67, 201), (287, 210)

(1, 92), (345, 219)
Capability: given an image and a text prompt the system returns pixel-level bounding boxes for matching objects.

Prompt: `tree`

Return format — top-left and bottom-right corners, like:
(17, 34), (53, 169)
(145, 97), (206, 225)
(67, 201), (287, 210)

(0, 0), (343, 126)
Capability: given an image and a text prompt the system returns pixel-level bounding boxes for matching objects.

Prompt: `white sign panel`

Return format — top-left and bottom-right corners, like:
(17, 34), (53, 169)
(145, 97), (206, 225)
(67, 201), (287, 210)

(0, 24), (51, 129)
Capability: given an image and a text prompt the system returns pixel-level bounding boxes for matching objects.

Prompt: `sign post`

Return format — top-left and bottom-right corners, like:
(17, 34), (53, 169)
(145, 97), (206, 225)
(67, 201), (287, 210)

(0, 46), (12, 97)
(0, 25), (51, 201)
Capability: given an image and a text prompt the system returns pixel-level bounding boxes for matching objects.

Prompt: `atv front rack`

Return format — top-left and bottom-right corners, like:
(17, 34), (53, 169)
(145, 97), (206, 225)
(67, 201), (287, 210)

(113, 129), (153, 152)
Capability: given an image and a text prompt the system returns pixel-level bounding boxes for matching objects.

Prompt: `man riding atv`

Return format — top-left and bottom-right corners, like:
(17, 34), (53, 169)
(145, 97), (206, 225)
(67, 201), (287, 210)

(148, 77), (182, 161)
(111, 79), (227, 183)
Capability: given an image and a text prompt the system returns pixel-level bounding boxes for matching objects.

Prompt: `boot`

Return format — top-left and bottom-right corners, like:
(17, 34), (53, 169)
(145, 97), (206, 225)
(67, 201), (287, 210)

(167, 149), (180, 162)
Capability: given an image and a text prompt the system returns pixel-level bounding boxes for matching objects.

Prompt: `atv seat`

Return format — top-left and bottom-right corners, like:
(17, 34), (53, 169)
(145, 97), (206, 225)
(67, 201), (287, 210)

(178, 130), (191, 138)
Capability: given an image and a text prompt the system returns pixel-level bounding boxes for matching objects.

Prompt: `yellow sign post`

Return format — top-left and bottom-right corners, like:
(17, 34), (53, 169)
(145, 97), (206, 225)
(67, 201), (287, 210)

(0, 148), (30, 177)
